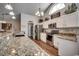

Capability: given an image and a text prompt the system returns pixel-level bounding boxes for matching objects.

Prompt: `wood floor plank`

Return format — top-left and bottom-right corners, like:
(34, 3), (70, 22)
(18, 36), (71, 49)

(33, 39), (58, 56)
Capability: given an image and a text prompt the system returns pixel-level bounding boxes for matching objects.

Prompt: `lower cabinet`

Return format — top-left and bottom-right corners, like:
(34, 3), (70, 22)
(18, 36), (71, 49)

(40, 33), (46, 43)
(58, 38), (78, 56)
(53, 35), (78, 56)
(76, 35), (79, 55)
(53, 35), (59, 49)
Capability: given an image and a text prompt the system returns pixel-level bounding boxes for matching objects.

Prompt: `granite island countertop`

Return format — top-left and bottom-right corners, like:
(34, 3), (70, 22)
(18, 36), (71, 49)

(0, 35), (49, 56)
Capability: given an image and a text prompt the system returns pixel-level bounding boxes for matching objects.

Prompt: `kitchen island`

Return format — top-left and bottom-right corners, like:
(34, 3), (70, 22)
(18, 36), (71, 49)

(0, 34), (49, 56)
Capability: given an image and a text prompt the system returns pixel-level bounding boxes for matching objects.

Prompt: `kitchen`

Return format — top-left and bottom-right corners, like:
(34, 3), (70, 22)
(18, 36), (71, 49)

(35, 3), (79, 56)
(0, 3), (79, 56)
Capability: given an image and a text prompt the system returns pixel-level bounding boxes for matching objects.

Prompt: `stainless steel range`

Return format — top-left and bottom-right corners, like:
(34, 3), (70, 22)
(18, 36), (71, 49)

(46, 29), (59, 47)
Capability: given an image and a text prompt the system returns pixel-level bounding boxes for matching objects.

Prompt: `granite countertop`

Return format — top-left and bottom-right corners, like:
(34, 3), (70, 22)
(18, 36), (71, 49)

(41, 32), (77, 42)
(54, 34), (77, 42)
(41, 32), (76, 36)
(58, 32), (76, 36)
(0, 34), (49, 56)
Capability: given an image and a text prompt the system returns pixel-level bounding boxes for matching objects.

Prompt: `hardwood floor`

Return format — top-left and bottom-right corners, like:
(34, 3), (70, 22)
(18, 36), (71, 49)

(33, 39), (58, 56)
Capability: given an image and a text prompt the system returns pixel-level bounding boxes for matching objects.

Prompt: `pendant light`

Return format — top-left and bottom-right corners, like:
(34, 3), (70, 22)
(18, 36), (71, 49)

(5, 3), (16, 19)
(9, 11), (15, 15)
(5, 3), (13, 10)
(35, 4), (44, 16)
(12, 16), (16, 19)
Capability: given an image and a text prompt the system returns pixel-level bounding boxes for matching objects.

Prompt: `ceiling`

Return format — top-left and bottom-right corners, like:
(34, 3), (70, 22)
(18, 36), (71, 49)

(0, 3), (51, 16)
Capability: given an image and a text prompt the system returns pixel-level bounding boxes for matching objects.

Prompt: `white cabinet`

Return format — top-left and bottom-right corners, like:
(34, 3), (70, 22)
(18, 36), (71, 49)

(57, 18), (64, 28)
(39, 11), (79, 28)
(53, 35), (60, 49)
(77, 35), (79, 55)
(53, 35), (78, 56)
(62, 11), (78, 27)
(43, 22), (48, 28)
(58, 38), (78, 56)
(57, 11), (79, 28)
(40, 33), (46, 43)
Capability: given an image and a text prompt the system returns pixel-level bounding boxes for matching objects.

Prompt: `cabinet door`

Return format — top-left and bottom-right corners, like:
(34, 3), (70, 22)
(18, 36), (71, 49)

(57, 11), (78, 28)
(58, 38), (78, 56)
(53, 35), (59, 49)
(43, 22), (48, 28)
(40, 33), (46, 43)
(63, 12), (78, 27)
(57, 18), (64, 28)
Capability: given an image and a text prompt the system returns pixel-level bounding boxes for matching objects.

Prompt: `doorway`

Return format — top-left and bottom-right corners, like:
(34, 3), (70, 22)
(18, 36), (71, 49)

(28, 21), (33, 39)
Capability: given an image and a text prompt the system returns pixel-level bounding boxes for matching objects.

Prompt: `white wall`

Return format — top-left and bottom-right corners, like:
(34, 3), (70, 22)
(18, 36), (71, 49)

(21, 13), (38, 38)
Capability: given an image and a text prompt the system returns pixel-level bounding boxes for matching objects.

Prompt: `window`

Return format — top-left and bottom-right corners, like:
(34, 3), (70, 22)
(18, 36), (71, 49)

(49, 3), (65, 15)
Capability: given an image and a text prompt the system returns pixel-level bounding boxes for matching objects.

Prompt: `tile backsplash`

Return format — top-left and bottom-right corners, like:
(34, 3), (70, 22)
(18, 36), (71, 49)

(59, 28), (79, 35)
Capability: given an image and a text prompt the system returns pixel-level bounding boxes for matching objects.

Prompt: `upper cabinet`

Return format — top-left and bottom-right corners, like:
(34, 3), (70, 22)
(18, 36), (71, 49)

(57, 11), (79, 28)
(63, 11), (78, 27)
(38, 11), (79, 29)
(57, 18), (64, 28)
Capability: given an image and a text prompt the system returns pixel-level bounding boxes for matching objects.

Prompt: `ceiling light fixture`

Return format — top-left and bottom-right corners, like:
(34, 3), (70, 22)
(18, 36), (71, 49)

(9, 11), (15, 15)
(35, 8), (44, 17)
(35, 11), (39, 16)
(12, 16), (16, 19)
(5, 4), (13, 10)
(41, 12), (44, 16)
